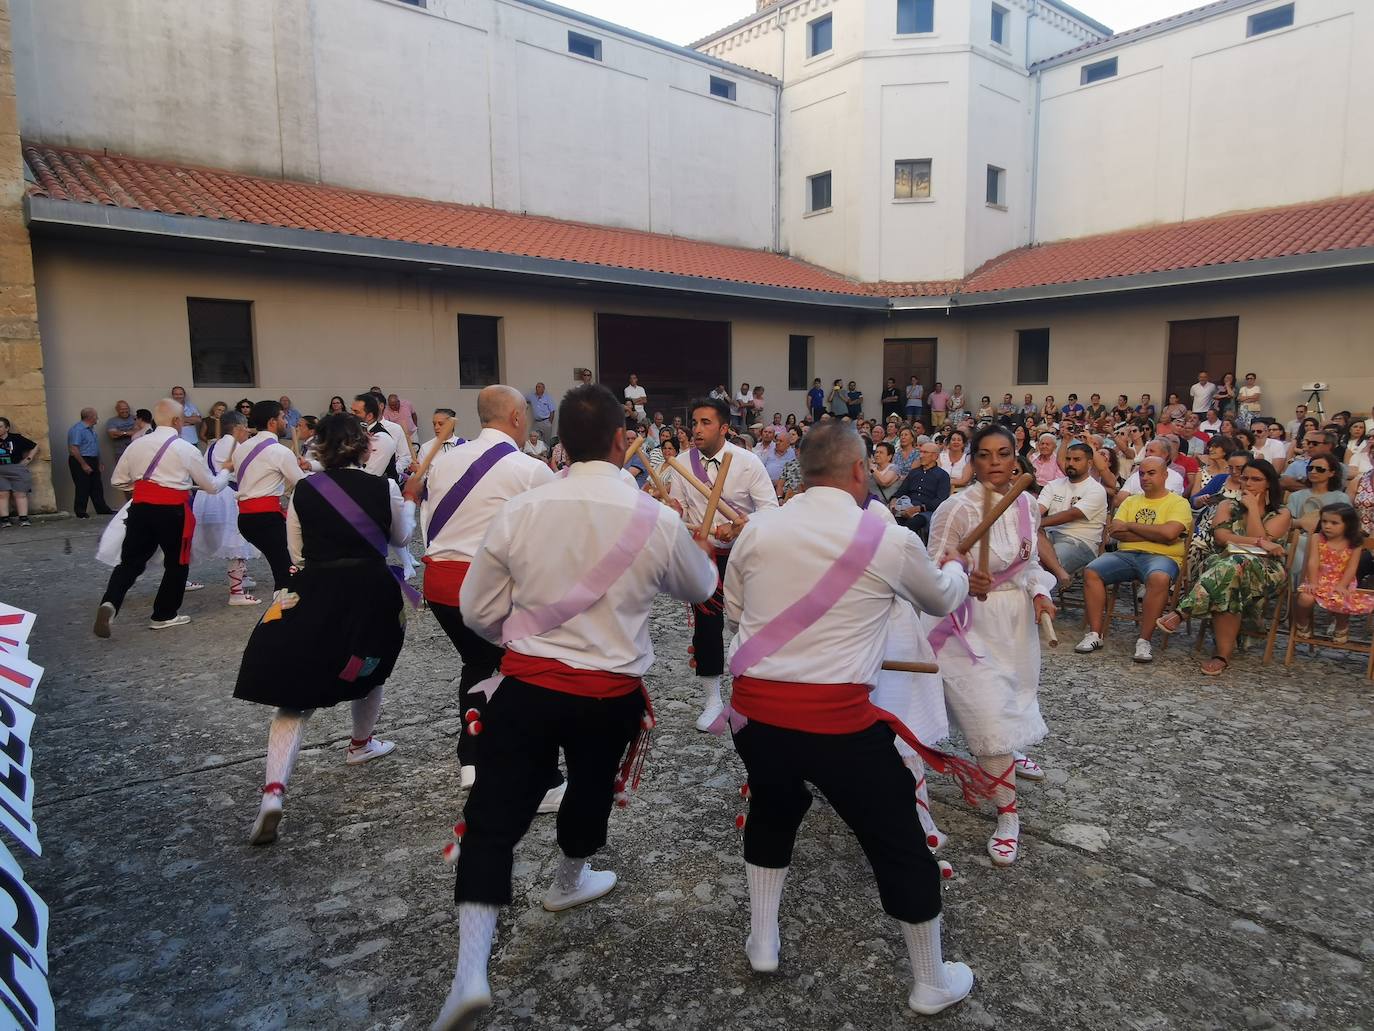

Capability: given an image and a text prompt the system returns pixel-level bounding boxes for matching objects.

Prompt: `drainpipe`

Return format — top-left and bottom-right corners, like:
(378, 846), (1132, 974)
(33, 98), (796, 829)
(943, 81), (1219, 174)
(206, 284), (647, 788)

(1027, 1), (1041, 246)
(773, 6), (785, 252)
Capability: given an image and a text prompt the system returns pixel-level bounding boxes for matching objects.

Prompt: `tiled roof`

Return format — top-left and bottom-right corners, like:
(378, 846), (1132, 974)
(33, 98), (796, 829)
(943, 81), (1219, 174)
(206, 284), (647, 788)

(865, 279), (962, 298)
(22, 144), (870, 297)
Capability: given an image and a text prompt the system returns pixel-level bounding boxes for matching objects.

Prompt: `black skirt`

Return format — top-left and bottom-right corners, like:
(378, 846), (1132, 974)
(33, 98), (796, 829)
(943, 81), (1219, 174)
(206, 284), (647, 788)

(233, 557), (406, 710)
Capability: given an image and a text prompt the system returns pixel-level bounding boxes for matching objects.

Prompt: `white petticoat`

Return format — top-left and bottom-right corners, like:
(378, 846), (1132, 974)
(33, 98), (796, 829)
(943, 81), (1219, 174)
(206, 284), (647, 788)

(94, 502), (131, 567)
(191, 488), (259, 563)
(871, 597), (949, 753)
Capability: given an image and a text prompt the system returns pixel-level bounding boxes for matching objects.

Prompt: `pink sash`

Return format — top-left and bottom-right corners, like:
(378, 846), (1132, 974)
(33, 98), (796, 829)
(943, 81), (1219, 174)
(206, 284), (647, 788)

(499, 493), (661, 645)
(728, 508), (885, 677)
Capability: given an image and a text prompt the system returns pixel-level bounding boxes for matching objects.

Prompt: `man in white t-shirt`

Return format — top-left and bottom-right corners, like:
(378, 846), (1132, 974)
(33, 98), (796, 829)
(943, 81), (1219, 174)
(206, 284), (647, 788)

(1039, 443), (1108, 578)
(624, 373), (647, 423)
(1199, 408), (1222, 434)
(1251, 420), (1287, 471)
(1189, 372), (1218, 415)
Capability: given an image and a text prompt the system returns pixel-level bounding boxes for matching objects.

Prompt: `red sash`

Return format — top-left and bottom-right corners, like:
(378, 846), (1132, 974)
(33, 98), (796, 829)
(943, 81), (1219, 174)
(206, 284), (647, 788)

(237, 495), (284, 516)
(131, 481), (195, 564)
(422, 556), (470, 607)
(501, 650), (642, 699)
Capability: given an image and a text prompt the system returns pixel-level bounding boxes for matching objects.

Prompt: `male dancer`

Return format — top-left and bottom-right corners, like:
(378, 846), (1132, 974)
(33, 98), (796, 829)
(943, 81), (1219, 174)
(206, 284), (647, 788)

(431, 384), (717, 1030)
(406, 386), (553, 795)
(722, 422), (980, 1014)
(236, 400), (306, 593)
(94, 398), (232, 636)
(351, 393), (399, 480)
(665, 396), (776, 730)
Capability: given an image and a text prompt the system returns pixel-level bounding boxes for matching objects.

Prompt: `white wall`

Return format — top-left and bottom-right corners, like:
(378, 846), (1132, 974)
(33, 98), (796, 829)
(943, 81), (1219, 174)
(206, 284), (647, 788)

(10, 0), (778, 248)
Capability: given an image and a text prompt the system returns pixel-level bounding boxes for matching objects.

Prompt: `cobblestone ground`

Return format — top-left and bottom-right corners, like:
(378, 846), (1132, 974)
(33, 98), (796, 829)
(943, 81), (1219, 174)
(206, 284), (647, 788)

(8, 516), (1373, 1030)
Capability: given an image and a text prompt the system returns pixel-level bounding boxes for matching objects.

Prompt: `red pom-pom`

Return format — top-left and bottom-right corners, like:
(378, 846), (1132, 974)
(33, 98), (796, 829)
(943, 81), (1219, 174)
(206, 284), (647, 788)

(467, 720), (483, 736)
(442, 841), (460, 865)
(614, 791), (630, 809)
(927, 834), (940, 848)
(739, 783), (750, 799)
(687, 645), (695, 654)
(464, 708), (479, 722)
(938, 860), (953, 880)
(453, 821), (467, 838)
(688, 658), (697, 669)
(735, 813), (746, 830)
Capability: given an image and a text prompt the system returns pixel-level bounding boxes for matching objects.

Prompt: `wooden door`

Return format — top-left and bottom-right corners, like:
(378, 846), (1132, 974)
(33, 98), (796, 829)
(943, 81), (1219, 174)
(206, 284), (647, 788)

(596, 313), (730, 426)
(883, 338), (938, 405)
(1166, 317), (1237, 407)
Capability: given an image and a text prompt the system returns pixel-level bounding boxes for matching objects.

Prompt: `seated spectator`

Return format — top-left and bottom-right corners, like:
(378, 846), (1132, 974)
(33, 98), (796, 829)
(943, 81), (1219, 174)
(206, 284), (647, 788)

(761, 428), (795, 486)
(996, 393), (1017, 424)
(1085, 393), (1108, 423)
(1077, 457), (1192, 663)
(623, 429), (650, 488)
(1038, 442), (1109, 588)
(1135, 394), (1156, 420)
(1162, 434), (1199, 490)
(1020, 393), (1040, 420)
(1191, 436), (1239, 507)
(1199, 408), (1222, 434)
(977, 396), (995, 420)
(1161, 392), (1188, 423)
(1156, 459), (1291, 675)
(939, 429), (973, 490)
(1294, 502), (1374, 643)
(1114, 439), (1184, 504)
(1030, 432), (1064, 487)
(1188, 453), (1248, 585)
(890, 441), (950, 541)
(1249, 419), (1287, 473)
(1111, 394), (1132, 423)
(1287, 456), (1349, 584)
(524, 429), (549, 460)
(1060, 394), (1086, 421)
(1346, 419), (1371, 476)
(1281, 429), (1348, 493)
(893, 426), (919, 476)
(1175, 415), (1206, 456)
(868, 440), (902, 504)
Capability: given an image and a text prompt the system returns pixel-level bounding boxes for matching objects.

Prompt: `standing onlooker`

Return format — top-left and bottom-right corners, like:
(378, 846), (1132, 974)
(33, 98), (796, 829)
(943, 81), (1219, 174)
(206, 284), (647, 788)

(807, 378), (826, 421)
(881, 378), (902, 421)
(750, 385), (767, 424)
(826, 379), (849, 418)
(904, 375), (924, 424)
(926, 382), (947, 427)
(527, 382), (556, 445)
(384, 393), (417, 437)
(947, 385), (967, 423)
(1189, 371), (1218, 415)
(106, 400), (138, 461)
(624, 373), (648, 424)
(732, 382), (752, 430)
(170, 385), (201, 447)
(710, 383), (731, 405)
(0, 417), (38, 527)
(1214, 373), (1236, 418)
(1236, 372), (1262, 429)
(67, 407), (114, 517)
(845, 381), (863, 421)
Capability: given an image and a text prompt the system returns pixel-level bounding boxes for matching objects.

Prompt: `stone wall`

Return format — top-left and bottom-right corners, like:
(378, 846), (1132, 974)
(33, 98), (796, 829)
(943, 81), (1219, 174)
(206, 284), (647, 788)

(0, 0), (51, 512)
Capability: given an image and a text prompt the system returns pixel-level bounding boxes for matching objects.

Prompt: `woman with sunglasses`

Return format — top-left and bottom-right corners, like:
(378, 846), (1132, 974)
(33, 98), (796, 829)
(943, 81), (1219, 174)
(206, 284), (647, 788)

(235, 398), (254, 419)
(1157, 459), (1291, 675)
(1286, 456), (1350, 585)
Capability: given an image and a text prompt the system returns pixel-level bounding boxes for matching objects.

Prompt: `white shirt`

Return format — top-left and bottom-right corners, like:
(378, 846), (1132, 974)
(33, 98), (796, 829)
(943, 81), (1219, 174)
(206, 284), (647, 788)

(205, 434), (236, 480)
(421, 427), (554, 563)
(1199, 417), (1221, 433)
(415, 434), (464, 468)
(380, 418), (410, 472)
(1038, 475), (1108, 548)
(724, 487), (968, 685)
(666, 440), (779, 550)
(624, 384), (647, 415)
(234, 430), (305, 500)
(110, 425), (229, 494)
(460, 461), (717, 675)
(287, 474), (414, 566)
(1189, 381), (1218, 413)
(1121, 467), (1185, 496)
(1258, 438), (1286, 465)
(364, 424), (398, 478)
(939, 452), (969, 480)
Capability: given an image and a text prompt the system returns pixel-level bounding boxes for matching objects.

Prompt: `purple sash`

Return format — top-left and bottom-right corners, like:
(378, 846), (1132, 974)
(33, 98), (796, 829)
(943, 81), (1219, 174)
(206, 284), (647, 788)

(306, 474), (422, 608)
(500, 492), (661, 645)
(689, 447), (721, 486)
(141, 435), (177, 481)
(234, 437), (278, 489)
(728, 508), (886, 677)
(425, 441), (516, 545)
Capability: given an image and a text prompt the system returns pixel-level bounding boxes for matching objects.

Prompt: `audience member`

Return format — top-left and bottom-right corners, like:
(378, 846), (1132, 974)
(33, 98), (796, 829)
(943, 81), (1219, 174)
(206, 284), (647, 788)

(1038, 442), (1108, 587)
(66, 406), (113, 517)
(171, 385), (202, 446)
(891, 441), (949, 541)
(0, 416), (38, 527)
(106, 400), (139, 460)
(1294, 502), (1374, 642)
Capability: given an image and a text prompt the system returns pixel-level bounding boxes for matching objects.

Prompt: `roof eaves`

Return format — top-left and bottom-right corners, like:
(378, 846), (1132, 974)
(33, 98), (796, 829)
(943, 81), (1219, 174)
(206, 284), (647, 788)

(1032, 0), (1260, 70)
(1039, 0), (1113, 38)
(23, 195), (883, 311)
(690, 0), (784, 50)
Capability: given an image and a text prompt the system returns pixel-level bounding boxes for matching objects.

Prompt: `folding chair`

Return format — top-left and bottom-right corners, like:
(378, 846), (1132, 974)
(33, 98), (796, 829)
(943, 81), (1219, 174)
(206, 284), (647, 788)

(1284, 565), (1374, 680)
(1103, 561), (1188, 651)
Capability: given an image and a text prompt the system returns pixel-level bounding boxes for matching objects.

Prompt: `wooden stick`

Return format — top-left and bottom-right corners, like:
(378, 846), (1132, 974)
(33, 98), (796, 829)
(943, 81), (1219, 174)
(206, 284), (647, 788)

(403, 420), (455, 499)
(1039, 611), (1059, 647)
(622, 435), (647, 468)
(662, 455), (741, 522)
(978, 485), (993, 576)
(698, 452), (732, 540)
(958, 472), (1036, 555)
(880, 660), (940, 674)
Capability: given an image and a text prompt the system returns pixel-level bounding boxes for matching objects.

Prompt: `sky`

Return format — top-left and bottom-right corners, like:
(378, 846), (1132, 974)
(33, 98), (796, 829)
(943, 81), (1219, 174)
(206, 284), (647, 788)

(565, 1), (1207, 46)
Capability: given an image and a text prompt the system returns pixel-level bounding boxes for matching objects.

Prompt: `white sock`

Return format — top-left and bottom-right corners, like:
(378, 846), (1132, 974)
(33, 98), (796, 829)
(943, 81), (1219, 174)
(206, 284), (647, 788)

(553, 853), (586, 893)
(447, 902), (498, 1000)
(979, 753), (1019, 839)
(701, 676), (722, 710)
(264, 709), (311, 790)
(900, 915), (951, 990)
(350, 686), (384, 743)
(228, 558), (246, 596)
(904, 754), (944, 847)
(746, 863), (787, 954)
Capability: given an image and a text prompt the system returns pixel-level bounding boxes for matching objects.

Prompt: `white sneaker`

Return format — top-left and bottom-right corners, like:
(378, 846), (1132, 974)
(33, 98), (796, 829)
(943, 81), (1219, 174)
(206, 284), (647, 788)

(228, 593), (261, 606)
(1133, 638), (1154, 663)
(459, 765), (477, 789)
(537, 781), (566, 815)
(430, 981), (491, 1031)
(249, 790), (284, 847)
(745, 932), (780, 973)
(1012, 753), (1045, 781)
(1074, 630), (1103, 653)
(695, 696), (724, 733)
(909, 961), (974, 1015)
(184, 581), (205, 592)
(149, 615), (191, 630)
(542, 864), (617, 912)
(345, 737), (396, 764)
(93, 601), (116, 639)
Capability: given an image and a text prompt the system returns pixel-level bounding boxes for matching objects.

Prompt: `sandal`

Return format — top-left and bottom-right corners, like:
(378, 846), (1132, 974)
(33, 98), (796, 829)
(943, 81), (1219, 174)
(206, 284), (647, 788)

(1333, 627), (1350, 644)
(1156, 611), (1184, 635)
(1201, 655), (1229, 676)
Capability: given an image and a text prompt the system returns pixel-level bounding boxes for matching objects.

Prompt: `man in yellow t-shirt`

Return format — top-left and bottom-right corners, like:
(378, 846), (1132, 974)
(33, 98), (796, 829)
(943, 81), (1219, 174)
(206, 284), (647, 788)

(1077, 457), (1193, 663)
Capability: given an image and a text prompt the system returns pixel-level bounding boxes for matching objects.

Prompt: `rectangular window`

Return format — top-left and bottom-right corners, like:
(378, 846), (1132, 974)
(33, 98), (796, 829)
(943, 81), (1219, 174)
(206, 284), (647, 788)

(187, 298), (255, 387)
(1080, 56), (1118, 84)
(894, 159), (932, 199)
(990, 4), (1008, 44)
(808, 14), (833, 56)
(1016, 328), (1050, 385)
(985, 165), (1005, 206)
(568, 30), (602, 60)
(896, 0), (935, 34)
(807, 171), (833, 213)
(788, 335), (812, 391)
(709, 75), (737, 101)
(458, 314), (501, 388)
(1247, 4), (1294, 36)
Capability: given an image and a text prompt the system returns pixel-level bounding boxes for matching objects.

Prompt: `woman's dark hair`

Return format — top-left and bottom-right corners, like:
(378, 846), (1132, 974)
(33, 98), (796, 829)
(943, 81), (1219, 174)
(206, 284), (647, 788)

(560, 384), (624, 463)
(947, 428), (969, 449)
(1243, 458), (1283, 513)
(1233, 429), (1253, 451)
(785, 413), (797, 428)
(328, 395), (347, 412)
(301, 415), (318, 432)
(1097, 447), (1122, 480)
(1307, 455), (1344, 493)
(1319, 501), (1363, 548)
(135, 408), (153, 424)
(235, 397), (253, 412)
(314, 412), (370, 470)
(875, 441), (895, 458)
(1207, 435), (1237, 457)
(970, 423), (1015, 456)
(660, 434), (679, 455)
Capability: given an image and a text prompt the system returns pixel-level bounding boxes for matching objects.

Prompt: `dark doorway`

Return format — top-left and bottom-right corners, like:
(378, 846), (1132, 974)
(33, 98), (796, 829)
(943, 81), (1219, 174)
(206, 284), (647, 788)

(596, 313), (731, 425)
(883, 338), (938, 402)
(1166, 317), (1237, 407)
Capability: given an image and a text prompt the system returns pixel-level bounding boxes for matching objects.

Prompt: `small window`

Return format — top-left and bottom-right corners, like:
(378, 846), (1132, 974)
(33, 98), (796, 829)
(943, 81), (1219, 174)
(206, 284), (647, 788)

(395, 0), (425, 6)
(187, 298), (255, 386)
(808, 14), (833, 57)
(568, 31), (602, 60)
(709, 75), (737, 101)
(1247, 4), (1294, 36)
(986, 165), (1005, 207)
(788, 335), (812, 391)
(990, 4), (1008, 45)
(897, 0), (935, 34)
(1080, 56), (1117, 84)
(894, 159), (932, 199)
(1016, 329), (1050, 385)
(458, 314), (501, 388)
(807, 171), (833, 213)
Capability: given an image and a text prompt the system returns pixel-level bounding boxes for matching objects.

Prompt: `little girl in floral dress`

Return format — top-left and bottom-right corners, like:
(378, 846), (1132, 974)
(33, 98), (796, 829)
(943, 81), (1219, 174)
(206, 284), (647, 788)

(1295, 502), (1374, 643)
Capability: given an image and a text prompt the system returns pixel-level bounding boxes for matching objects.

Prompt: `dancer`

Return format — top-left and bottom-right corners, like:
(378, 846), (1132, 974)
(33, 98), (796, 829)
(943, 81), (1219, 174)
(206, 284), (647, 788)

(407, 385), (555, 797)
(665, 396), (777, 730)
(431, 384), (716, 1030)
(925, 424), (1056, 866)
(93, 398), (233, 637)
(412, 408), (464, 470)
(237, 413), (415, 846)
(351, 393), (400, 480)
(236, 400), (306, 593)
(193, 410), (262, 605)
(721, 422), (977, 1013)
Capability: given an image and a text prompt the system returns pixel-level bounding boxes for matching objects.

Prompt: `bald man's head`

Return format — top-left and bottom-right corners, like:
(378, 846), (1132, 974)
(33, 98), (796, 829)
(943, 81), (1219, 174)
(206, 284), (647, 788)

(1138, 455), (1169, 496)
(477, 384), (527, 439)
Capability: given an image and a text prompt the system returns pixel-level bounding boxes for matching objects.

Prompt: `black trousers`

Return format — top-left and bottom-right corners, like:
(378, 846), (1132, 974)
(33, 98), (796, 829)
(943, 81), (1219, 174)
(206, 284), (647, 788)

(454, 677), (644, 905)
(101, 503), (189, 621)
(69, 456), (112, 516)
(691, 551), (732, 678)
(732, 719), (941, 924)
(430, 601), (562, 789)
(237, 510), (292, 589)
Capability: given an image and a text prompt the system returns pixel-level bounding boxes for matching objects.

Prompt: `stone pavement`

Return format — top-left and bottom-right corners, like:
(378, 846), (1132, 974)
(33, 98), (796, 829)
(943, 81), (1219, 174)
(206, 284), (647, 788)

(8, 516), (1372, 1030)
